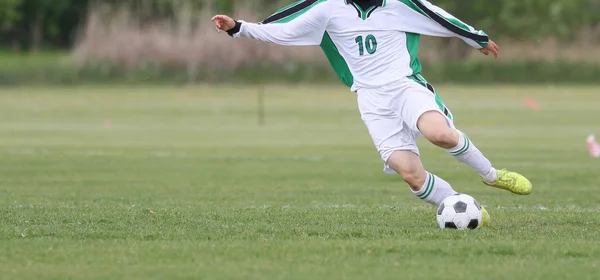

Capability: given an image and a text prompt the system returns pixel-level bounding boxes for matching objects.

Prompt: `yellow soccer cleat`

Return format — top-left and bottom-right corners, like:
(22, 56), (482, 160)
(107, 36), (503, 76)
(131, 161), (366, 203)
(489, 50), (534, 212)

(481, 206), (490, 227)
(483, 169), (533, 195)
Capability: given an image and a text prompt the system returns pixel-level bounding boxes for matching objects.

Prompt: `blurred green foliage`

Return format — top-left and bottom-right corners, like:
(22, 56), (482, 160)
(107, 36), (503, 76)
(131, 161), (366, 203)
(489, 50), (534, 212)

(0, 0), (87, 49)
(0, 0), (22, 29)
(1, 51), (599, 85)
(0, 0), (598, 50)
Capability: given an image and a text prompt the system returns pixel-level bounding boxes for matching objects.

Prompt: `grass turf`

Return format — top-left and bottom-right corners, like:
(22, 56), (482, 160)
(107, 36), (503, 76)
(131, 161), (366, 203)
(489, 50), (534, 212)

(0, 85), (599, 279)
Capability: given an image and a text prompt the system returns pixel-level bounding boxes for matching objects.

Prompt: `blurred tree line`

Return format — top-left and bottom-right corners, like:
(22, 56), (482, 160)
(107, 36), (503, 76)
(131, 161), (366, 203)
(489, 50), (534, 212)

(1, 0), (599, 51)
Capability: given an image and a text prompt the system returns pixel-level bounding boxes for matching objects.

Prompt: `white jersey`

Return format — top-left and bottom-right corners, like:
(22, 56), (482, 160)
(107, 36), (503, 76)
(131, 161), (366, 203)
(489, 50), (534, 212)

(231, 0), (488, 91)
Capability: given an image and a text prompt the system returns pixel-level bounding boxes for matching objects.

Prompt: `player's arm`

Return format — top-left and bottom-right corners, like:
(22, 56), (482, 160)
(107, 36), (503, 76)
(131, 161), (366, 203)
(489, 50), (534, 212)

(211, 3), (328, 46)
(395, 0), (498, 57)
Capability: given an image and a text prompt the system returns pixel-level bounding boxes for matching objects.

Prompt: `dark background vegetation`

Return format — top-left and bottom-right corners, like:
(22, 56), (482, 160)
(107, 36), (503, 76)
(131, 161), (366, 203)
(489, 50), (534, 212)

(1, 0), (599, 85)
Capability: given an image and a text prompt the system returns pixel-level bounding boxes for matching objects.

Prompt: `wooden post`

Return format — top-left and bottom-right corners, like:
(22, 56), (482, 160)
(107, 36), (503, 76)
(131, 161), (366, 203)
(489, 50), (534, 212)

(258, 86), (265, 126)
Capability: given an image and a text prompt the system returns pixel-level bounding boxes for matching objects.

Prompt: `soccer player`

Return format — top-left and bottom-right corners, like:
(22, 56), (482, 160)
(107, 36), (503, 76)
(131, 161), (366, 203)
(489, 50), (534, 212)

(212, 0), (533, 226)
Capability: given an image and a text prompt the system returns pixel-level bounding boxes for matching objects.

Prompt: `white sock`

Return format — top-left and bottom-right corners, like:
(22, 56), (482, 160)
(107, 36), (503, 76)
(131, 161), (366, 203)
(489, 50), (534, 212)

(413, 172), (457, 206)
(446, 130), (498, 183)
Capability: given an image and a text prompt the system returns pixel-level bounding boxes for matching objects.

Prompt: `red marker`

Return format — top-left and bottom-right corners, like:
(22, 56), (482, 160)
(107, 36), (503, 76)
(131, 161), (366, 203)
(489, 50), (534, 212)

(523, 97), (542, 111)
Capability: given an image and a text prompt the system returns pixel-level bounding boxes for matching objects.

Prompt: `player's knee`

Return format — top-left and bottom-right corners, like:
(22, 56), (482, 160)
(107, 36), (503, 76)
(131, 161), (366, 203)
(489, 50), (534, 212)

(426, 128), (458, 148)
(384, 150), (427, 191)
(398, 168), (427, 191)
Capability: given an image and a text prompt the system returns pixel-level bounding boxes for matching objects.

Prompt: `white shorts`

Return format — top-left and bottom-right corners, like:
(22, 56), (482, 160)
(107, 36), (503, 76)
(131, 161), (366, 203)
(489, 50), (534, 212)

(356, 77), (454, 174)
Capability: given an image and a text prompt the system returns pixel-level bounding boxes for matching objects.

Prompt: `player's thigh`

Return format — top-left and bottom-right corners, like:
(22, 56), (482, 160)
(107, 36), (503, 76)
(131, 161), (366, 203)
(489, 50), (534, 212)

(356, 89), (419, 163)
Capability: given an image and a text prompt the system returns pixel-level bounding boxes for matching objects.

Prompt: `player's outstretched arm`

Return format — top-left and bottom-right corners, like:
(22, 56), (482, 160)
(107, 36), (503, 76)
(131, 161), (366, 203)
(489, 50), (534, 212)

(211, 3), (329, 47)
(394, 0), (498, 58)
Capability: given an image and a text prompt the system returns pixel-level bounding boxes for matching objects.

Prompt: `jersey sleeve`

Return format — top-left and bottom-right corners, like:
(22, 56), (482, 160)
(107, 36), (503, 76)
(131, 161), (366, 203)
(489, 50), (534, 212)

(230, 1), (328, 46)
(394, 0), (489, 49)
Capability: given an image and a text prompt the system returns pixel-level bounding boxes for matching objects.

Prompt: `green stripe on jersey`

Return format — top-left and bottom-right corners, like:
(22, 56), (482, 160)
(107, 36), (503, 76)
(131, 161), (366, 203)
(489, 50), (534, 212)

(405, 32), (421, 76)
(274, 0), (304, 14)
(398, 0), (488, 48)
(321, 33), (353, 87)
(265, 0), (353, 87)
(433, 12), (489, 48)
(272, 0), (327, 23)
(397, 0), (429, 18)
(267, 0), (354, 87)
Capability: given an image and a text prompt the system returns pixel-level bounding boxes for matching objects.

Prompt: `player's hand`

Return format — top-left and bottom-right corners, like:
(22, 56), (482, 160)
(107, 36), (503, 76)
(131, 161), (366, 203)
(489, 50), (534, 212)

(479, 40), (499, 58)
(211, 15), (236, 33)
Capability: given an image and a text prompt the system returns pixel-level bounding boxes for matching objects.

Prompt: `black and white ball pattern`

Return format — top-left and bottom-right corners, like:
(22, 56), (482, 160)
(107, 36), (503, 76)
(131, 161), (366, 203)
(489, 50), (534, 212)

(437, 194), (483, 230)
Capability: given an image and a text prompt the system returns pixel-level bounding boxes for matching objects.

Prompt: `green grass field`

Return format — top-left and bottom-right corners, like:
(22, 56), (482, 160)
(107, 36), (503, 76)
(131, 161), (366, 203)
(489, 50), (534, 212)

(0, 85), (599, 279)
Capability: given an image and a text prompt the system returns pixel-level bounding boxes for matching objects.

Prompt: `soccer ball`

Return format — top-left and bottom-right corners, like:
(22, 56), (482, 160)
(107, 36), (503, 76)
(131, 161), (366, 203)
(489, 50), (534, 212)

(436, 194), (483, 230)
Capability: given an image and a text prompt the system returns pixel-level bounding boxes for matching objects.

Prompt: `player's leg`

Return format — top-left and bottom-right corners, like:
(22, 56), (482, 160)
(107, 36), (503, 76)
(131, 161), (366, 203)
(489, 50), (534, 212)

(357, 86), (490, 226)
(356, 87), (457, 206)
(407, 76), (532, 195)
(417, 111), (497, 182)
(385, 149), (490, 226)
(385, 150), (457, 206)
(417, 110), (532, 195)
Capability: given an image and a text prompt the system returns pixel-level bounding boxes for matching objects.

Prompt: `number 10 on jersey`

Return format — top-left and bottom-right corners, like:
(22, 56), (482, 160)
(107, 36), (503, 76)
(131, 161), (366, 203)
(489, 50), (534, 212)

(355, 35), (377, 56)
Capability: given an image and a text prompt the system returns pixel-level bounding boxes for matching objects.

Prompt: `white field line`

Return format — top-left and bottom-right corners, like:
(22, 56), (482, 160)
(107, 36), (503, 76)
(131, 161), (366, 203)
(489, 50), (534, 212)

(0, 123), (365, 132)
(6, 203), (599, 212)
(7, 204), (599, 211)
(1, 148), (326, 161)
(2, 149), (596, 169)
(0, 123), (597, 134)
(240, 204), (600, 212)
